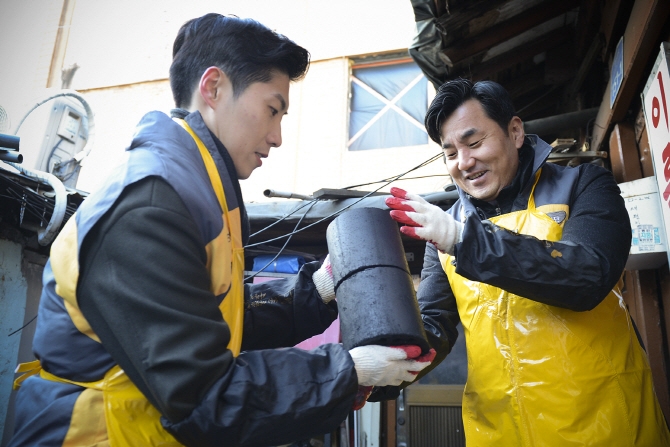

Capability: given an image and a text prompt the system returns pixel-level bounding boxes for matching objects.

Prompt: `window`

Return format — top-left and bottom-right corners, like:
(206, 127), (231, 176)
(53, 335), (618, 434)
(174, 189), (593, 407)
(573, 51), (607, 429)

(348, 59), (428, 151)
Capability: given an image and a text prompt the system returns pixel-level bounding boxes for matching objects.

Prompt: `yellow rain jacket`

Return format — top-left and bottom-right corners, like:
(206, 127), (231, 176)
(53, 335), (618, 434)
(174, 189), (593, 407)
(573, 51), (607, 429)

(440, 170), (669, 445)
(416, 136), (670, 446)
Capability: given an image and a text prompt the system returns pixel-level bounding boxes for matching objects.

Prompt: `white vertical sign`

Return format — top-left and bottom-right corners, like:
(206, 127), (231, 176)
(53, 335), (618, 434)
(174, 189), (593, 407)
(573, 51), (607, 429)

(642, 42), (670, 267)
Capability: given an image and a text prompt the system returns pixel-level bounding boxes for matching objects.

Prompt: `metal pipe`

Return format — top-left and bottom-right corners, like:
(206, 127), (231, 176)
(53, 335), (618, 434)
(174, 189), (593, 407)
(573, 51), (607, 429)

(523, 107), (599, 136)
(0, 134), (20, 151)
(0, 151), (23, 163)
(263, 189), (314, 201)
(5, 162), (67, 246)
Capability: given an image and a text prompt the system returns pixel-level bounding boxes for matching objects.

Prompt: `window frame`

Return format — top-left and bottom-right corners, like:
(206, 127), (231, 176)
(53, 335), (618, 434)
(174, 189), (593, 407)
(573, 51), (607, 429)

(346, 55), (430, 151)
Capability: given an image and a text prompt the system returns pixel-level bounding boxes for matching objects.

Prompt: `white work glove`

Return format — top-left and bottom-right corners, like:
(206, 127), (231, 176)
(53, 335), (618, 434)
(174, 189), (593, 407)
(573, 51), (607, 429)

(349, 345), (436, 387)
(312, 254), (335, 304)
(385, 187), (463, 256)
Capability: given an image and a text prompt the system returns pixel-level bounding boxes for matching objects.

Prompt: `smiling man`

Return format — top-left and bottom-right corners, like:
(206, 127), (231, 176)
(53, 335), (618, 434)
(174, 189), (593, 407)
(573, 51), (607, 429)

(8, 14), (434, 447)
(384, 79), (670, 445)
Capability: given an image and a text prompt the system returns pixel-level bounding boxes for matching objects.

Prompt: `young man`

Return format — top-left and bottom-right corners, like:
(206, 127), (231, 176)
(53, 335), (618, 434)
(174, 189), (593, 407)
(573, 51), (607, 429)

(385, 79), (670, 445)
(9, 14), (433, 447)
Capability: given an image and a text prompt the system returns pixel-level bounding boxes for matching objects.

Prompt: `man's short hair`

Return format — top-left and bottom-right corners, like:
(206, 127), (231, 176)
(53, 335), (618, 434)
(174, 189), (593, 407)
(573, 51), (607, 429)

(170, 13), (310, 108)
(425, 78), (516, 144)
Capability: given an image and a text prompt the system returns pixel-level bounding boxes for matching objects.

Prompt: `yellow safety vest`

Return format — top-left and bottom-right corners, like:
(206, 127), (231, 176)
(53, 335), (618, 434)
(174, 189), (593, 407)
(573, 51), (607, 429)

(439, 170), (670, 446)
(15, 119), (245, 446)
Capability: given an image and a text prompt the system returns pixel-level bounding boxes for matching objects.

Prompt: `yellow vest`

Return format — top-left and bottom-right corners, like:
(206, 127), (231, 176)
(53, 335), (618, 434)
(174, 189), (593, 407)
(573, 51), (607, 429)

(15, 119), (244, 446)
(439, 170), (670, 446)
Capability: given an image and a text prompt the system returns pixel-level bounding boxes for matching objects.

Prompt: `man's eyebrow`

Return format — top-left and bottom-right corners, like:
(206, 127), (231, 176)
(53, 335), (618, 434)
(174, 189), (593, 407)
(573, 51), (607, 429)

(274, 93), (287, 112)
(459, 128), (478, 141)
(441, 128), (479, 149)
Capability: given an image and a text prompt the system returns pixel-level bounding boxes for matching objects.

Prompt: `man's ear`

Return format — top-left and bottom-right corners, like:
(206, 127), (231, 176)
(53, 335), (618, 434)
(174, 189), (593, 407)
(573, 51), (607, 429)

(198, 66), (226, 110)
(509, 116), (525, 149)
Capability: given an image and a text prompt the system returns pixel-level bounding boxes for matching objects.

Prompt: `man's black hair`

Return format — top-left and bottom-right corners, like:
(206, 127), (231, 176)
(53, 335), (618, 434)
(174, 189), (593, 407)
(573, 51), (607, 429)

(425, 78), (516, 144)
(170, 13), (310, 108)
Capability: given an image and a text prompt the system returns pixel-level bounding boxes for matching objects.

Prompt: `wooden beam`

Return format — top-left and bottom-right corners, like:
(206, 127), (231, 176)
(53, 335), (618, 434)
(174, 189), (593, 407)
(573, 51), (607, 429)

(567, 33), (603, 98)
(609, 122), (642, 183)
(452, 27), (571, 81)
(440, 0), (580, 65)
(574, 0), (602, 59)
(600, 0), (635, 58)
(622, 270), (670, 422)
(591, 0), (670, 151)
(435, 0), (510, 33)
(47, 0), (77, 88)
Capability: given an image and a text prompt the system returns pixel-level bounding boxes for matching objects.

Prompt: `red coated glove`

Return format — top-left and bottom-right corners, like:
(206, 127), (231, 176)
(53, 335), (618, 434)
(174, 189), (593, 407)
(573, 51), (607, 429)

(352, 385), (374, 411)
(386, 187), (463, 256)
(403, 347), (437, 375)
(349, 345), (436, 387)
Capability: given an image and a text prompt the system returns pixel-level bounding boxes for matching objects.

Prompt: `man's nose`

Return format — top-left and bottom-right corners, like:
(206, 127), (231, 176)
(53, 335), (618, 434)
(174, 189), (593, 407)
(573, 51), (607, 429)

(268, 122), (282, 148)
(457, 148), (475, 171)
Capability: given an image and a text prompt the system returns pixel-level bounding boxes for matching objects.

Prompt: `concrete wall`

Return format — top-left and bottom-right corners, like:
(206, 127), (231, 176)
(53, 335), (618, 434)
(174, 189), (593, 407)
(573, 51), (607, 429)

(0, 241), (46, 446)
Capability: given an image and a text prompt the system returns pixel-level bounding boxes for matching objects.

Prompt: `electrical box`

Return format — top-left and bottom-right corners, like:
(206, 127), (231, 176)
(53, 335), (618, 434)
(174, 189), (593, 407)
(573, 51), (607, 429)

(619, 176), (667, 271)
(34, 97), (88, 187)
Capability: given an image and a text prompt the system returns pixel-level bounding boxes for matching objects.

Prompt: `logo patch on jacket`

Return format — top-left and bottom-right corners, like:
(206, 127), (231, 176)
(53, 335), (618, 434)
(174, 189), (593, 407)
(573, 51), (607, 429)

(546, 211), (567, 224)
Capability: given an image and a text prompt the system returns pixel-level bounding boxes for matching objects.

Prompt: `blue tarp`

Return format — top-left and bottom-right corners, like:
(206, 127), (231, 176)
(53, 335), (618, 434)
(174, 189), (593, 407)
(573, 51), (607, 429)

(252, 255), (305, 274)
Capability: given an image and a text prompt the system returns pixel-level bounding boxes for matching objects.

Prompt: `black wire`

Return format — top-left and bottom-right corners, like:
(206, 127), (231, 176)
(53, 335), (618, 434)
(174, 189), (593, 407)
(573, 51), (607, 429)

(6, 188), (50, 225)
(2, 178), (77, 224)
(8, 314), (37, 336)
(244, 199), (318, 281)
(245, 153), (448, 243)
(246, 152), (443, 245)
(343, 173), (449, 189)
(248, 197), (320, 239)
(46, 138), (63, 172)
(244, 153), (443, 249)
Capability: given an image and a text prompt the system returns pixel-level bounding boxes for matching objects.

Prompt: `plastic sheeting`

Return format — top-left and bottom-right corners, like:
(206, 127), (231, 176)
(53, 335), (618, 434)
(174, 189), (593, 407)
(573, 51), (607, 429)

(349, 62), (428, 151)
(409, 0), (448, 90)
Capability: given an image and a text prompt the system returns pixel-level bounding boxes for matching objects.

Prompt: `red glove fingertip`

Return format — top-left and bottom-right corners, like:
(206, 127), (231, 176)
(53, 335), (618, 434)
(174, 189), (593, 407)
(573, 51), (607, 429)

(390, 211), (422, 228)
(390, 187), (408, 199)
(352, 385), (374, 411)
(415, 348), (437, 363)
(399, 225), (421, 240)
(385, 197), (414, 212)
(391, 345), (422, 359)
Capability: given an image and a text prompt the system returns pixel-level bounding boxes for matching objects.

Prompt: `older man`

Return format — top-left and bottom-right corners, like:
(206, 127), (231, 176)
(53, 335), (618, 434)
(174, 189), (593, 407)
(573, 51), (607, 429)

(386, 78), (670, 446)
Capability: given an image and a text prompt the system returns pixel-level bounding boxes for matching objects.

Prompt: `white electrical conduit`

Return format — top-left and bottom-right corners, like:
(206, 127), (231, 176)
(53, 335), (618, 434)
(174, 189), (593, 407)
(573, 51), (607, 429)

(5, 162), (67, 246)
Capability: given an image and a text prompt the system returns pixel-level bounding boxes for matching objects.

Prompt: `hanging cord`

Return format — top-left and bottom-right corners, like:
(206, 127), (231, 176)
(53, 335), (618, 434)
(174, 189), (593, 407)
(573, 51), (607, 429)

(244, 153), (442, 249)
(249, 197), (320, 238)
(244, 199), (318, 281)
(8, 315), (37, 336)
(342, 173), (449, 190)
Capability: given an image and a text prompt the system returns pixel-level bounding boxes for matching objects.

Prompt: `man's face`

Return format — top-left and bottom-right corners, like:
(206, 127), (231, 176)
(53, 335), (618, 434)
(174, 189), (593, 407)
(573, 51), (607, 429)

(212, 71), (290, 179)
(440, 99), (524, 202)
